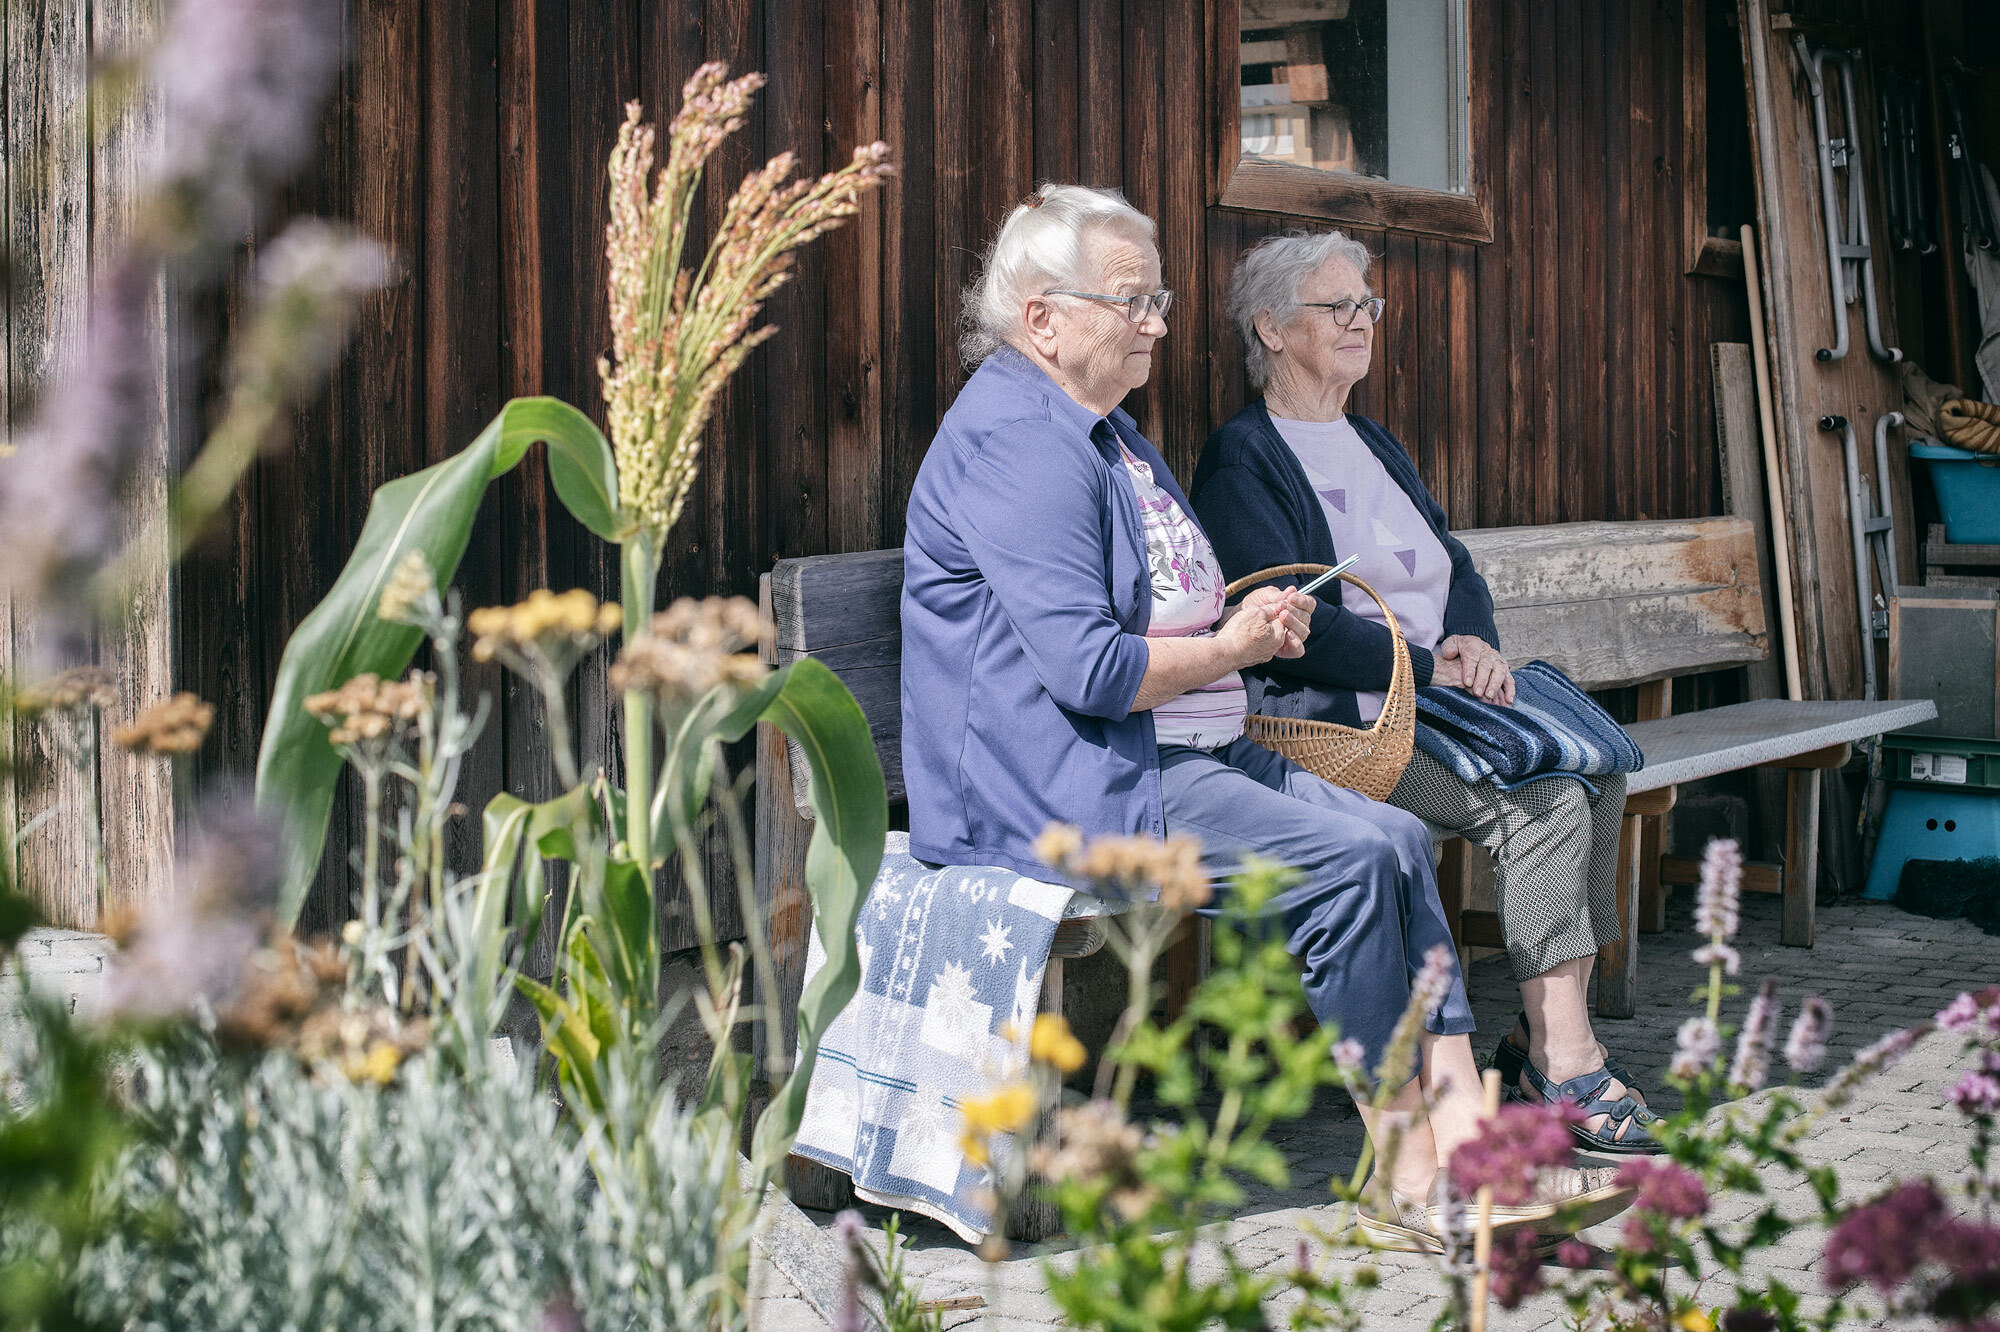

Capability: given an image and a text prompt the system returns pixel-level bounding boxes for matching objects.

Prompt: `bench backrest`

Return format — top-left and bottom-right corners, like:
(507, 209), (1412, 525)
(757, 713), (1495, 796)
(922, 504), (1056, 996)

(763, 516), (1769, 808)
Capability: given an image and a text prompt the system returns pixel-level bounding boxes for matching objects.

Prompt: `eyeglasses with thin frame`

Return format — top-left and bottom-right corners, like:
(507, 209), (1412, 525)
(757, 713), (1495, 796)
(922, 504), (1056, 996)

(1299, 296), (1387, 327)
(1041, 288), (1175, 324)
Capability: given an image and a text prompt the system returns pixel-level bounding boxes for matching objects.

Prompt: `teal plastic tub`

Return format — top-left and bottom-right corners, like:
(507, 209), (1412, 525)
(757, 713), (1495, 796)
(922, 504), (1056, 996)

(1863, 786), (2000, 899)
(1912, 441), (2000, 544)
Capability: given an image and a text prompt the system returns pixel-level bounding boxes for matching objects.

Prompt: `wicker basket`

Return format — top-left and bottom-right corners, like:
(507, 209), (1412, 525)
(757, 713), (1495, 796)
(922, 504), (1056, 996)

(1225, 562), (1416, 801)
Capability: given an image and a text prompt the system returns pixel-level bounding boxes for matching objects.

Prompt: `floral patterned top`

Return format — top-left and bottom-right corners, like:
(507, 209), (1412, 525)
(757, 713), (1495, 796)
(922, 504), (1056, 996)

(1118, 442), (1247, 749)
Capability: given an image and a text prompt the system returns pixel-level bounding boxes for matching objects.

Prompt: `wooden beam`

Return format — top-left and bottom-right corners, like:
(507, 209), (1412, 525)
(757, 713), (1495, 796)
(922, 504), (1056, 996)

(1783, 767), (1820, 947)
(1437, 837), (1468, 951)
(1660, 855), (1785, 895)
(1595, 813), (1644, 1019)
(1759, 741), (1850, 771)
(1637, 681), (1670, 934)
(1461, 908), (1505, 950)
(1623, 786), (1678, 818)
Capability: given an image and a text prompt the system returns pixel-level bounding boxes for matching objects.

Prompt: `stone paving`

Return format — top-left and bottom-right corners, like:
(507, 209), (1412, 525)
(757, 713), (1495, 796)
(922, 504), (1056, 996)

(755, 890), (2000, 1331)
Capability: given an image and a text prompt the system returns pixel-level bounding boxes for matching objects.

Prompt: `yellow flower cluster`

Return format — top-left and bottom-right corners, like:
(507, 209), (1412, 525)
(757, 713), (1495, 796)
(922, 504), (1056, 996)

(294, 1004), (429, 1087)
(958, 1081), (1039, 1166)
(376, 549), (437, 625)
(112, 693), (215, 756)
(1033, 823), (1212, 913)
(467, 589), (622, 663)
(608, 595), (769, 704)
(1027, 1013), (1088, 1074)
(15, 666), (120, 717)
(304, 672), (431, 749)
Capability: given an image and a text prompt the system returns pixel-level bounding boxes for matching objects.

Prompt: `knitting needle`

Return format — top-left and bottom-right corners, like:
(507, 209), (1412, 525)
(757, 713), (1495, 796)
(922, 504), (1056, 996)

(1292, 553), (1360, 600)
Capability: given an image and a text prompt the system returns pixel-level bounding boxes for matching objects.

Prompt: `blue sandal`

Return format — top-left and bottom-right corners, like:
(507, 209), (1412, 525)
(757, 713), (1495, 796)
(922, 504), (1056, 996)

(1492, 1014), (1664, 1155)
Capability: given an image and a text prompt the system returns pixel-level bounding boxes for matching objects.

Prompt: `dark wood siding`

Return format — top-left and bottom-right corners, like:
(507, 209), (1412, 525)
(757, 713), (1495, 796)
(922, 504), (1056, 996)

(179, 0), (1752, 932)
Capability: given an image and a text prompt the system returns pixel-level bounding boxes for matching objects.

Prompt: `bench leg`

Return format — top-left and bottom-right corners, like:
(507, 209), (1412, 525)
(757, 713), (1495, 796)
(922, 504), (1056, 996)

(1783, 768), (1820, 947)
(1437, 837), (1467, 953)
(1163, 916), (1209, 1022)
(1638, 815), (1667, 933)
(1003, 956), (1068, 1244)
(1594, 814), (1643, 1019)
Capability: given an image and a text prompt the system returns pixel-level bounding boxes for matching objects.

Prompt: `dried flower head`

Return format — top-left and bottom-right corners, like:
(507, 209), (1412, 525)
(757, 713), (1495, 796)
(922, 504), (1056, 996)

(293, 1000), (429, 1085)
(304, 671), (431, 750)
(1729, 978), (1781, 1092)
(608, 596), (769, 704)
(377, 549), (437, 625)
(1036, 825), (1211, 912)
(1695, 836), (1743, 942)
(112, 692), (215, 755)
(14, 666), (121, 717)
(468, 588), (622, 659)
(1028, 1099), (1155, 1220)
(600, 72), (893, 543)
(1785, 994), (1832, 1074)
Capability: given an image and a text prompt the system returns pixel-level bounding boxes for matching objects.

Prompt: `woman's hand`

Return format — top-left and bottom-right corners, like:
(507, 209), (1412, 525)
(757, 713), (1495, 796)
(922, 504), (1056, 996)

(1222, 587), (1313, 662)
(1436, 635), (1514, 704)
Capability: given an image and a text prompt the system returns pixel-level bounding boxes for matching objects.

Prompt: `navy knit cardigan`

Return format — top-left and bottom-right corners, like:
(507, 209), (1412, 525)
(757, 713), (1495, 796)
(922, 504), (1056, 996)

(1190, 399), (1500, 730)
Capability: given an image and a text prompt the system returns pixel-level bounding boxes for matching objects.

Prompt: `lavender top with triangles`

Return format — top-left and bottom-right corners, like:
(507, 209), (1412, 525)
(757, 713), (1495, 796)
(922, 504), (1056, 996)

(1269, 413), (1451, 722)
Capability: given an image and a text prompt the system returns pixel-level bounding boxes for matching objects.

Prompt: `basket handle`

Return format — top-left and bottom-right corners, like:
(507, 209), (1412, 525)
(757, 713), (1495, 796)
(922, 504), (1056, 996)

(1221, 563), (1414, 733)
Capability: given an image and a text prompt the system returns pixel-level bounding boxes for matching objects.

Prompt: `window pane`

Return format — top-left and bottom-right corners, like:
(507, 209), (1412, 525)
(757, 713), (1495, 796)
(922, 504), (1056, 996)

(1239, 0), (1470, 194)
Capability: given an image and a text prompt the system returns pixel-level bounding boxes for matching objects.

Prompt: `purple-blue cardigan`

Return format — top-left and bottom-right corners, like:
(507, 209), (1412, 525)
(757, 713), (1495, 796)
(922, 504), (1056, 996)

(901, 349), (1188, 878)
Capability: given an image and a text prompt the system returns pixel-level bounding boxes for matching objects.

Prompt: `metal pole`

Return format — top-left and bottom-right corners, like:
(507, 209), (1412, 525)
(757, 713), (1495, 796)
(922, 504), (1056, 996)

(1793, 35), (1852, 363)
(1822, 414), (1878, 701)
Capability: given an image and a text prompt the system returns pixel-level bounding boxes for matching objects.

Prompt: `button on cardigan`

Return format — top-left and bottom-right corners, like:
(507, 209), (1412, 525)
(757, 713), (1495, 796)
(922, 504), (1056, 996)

(1190, 399), (1499, 730)
(901, 348), (1193, 880)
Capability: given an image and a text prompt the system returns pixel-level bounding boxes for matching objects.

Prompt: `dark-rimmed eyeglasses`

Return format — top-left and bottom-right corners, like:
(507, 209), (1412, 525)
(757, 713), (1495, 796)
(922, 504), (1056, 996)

(1042, 288), (1175, 323)
(1299, 296), (1387, 327)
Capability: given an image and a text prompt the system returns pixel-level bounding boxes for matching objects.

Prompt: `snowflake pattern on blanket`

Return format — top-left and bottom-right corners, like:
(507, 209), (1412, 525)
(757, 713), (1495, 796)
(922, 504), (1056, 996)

(793, 832), (1073, 1242)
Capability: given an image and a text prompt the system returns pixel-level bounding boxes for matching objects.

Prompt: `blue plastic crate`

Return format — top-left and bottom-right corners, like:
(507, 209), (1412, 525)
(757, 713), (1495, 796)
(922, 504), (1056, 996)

(1912, 441), (2000, 544)
(1863, 786), (2000, 899)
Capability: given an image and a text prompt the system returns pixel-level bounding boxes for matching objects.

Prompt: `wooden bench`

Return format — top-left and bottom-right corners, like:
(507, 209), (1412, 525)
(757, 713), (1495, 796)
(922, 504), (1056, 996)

(753, 514), (1937, 1045)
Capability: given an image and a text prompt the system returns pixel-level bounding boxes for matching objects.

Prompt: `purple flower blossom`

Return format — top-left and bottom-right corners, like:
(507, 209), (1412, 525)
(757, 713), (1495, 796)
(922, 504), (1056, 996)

(1672, 1016), (1720, 1080)
(1695, 837), (1743, 941)
(1951, 1071), (2000, 1117)
(1939, 993), (1983, 1033)
(1823, 1180), (1947, 1291)
(1692, 942), (1742, 976)
(1412, 942), (1456, 1015)
(1821, 1023), (1932, 1109)
(832, 1210), (868, 1332)
(1488, 1227), (1544, 1309)
(1930, 1216), (2000, 1280)
(1556, 1238), (1594, 1270)
(1785, 995), (1832, 1074)
(1729, 978), (1781, 1092)
(1331, 1038), (1365, 1072)
(1448, 1100), (1585, 1206)
(1617, 1159), (1710, 1253)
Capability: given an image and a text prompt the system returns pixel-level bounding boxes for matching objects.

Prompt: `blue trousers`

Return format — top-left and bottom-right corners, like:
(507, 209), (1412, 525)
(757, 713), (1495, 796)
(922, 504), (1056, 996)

(1159, 737), (1476, 1070)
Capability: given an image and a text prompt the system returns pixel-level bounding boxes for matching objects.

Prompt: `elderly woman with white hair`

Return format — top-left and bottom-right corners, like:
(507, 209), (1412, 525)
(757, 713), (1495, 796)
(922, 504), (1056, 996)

(1191, 229), (1663, 1155)
(900, 184), (1630, 1246)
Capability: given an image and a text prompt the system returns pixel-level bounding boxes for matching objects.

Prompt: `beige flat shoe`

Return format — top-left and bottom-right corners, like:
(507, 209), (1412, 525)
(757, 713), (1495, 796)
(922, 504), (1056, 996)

(1354, 1175), (1551, 1254)
(1485, 1164), (1636, 1234)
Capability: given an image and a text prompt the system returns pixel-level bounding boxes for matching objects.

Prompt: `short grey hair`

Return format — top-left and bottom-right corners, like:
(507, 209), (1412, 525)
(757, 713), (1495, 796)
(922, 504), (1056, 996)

(960, 183), (1158, 368)
(1227, 230), (1374, 389)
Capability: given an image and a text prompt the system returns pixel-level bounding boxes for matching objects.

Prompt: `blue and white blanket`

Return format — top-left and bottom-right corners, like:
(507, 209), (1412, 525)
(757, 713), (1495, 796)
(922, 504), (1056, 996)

(793, 832), (1073, 1242)
(1414, 659), (1645, 794)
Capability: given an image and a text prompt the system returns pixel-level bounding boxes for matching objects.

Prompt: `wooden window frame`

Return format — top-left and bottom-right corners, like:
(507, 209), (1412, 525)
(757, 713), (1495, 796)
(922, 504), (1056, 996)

(1209, 0), (1495, 244)
(1684, 0), (1747, 278)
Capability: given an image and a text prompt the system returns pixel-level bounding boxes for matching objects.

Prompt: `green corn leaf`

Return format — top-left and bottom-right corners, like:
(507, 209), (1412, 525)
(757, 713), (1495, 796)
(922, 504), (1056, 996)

(256, 397), (622, 925)
(516, 973), (606, 1113)
(726, 658), (887, 1191)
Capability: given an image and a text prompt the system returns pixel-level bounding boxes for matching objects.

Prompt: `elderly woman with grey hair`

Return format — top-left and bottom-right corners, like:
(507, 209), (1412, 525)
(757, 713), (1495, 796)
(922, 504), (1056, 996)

(901, 186), (1631, 1246)
(1191, 229), (1663, 1155)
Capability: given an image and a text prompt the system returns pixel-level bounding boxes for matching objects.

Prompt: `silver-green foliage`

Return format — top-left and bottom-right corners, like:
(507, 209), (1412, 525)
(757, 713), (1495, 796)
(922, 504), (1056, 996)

(54, 1038), (730, 1332)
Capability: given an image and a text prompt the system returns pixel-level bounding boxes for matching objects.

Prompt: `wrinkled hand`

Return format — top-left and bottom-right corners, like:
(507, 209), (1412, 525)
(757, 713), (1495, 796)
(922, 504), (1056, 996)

(1437, 634), (1514, 704)
(1223, 587), (1314, 663)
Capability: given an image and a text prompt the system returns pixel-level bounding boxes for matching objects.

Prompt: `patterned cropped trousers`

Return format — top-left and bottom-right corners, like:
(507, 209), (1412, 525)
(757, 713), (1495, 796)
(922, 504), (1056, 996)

(1387, 748), (1627, 981)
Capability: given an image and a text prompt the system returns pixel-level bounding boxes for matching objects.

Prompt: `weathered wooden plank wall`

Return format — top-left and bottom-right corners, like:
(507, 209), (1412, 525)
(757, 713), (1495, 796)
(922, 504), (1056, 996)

(3, 0), (175, 928)
(158, 0), (1758, 935)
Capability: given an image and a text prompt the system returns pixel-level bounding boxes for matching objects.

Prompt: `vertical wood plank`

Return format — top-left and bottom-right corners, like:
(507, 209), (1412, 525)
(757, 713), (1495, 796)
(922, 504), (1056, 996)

(879, 0), (935, 542)
(8, 0), (97, 926)
(1118, 0), (1163, 445)
(1032, 0), (1079, 185)
(824, 0), (885, 555)
(930, 0), (978, 422)
(92, 0), (176, 915)
(1158, 0), (1206, 483)
(1526, 0), (1560, 525)
(1076, 0), (1122, 188)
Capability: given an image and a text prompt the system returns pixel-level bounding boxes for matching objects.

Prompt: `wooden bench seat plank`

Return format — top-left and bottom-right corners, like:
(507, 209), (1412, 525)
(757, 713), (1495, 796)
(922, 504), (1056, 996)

(1621, 698), (1937, 792)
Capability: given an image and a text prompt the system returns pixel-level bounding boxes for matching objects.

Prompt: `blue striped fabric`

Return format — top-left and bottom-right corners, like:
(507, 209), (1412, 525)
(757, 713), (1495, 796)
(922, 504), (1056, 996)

(1412, 660), (1645, 794)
